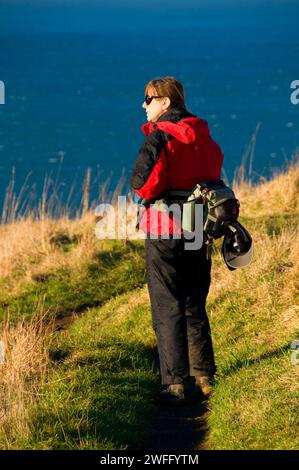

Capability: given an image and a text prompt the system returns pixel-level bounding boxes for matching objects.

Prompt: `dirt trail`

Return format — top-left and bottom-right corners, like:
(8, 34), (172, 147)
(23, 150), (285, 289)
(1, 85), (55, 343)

(143, 399), (210, 452)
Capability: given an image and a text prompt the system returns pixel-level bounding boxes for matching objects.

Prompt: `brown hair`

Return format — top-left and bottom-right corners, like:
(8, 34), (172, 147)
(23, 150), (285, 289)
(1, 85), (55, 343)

(144, 76), (185, 109)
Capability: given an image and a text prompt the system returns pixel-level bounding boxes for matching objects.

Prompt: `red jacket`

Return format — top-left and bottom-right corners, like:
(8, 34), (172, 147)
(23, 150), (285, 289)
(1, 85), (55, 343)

(130, 107), (224, 235)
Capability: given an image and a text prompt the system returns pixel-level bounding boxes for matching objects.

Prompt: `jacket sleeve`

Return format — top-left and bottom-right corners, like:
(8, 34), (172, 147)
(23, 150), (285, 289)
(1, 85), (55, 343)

(130, 129), (168, 200)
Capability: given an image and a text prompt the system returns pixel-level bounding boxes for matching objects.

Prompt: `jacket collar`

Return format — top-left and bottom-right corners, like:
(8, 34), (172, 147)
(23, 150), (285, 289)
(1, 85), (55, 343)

(156, 107), (195, 123)
(141, 108), (196, 139)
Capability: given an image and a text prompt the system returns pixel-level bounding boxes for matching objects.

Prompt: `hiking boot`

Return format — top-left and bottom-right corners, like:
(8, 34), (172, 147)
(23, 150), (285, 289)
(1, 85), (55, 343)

(195, 376), (213, 398)
(158, 384), (186, 406)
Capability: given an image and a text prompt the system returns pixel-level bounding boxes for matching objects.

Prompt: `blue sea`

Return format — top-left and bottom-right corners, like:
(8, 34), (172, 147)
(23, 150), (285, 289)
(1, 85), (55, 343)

(0, 1), (298, 213)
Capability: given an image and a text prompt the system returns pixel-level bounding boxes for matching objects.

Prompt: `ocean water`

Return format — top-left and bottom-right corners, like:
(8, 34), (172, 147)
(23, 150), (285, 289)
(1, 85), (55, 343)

(0, 1), (298, 213)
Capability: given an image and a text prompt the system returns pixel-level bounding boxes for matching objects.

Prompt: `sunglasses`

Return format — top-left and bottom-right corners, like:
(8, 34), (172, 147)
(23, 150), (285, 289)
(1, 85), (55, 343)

(144, 95), (164, 105)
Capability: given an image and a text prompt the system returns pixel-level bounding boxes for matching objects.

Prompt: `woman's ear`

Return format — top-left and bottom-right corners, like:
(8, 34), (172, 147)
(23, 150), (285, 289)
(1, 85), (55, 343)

(163, 97), (171, 110)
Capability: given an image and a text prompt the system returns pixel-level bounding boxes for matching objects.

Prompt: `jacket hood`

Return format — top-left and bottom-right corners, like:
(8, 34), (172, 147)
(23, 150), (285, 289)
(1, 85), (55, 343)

(141, 107), (210, 144)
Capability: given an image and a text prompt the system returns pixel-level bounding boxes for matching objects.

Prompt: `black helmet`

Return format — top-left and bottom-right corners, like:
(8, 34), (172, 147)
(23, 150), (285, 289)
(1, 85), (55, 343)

(221, 222), (253, 270)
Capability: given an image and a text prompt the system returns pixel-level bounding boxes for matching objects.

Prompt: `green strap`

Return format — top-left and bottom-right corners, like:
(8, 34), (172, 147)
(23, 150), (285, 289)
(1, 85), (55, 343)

(207, 214), (218, 223)
(225, 222), (238, 233)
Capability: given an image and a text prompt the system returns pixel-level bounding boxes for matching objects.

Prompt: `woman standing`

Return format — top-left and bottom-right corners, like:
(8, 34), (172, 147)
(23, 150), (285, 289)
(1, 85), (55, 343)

(130, 77), (223, 405)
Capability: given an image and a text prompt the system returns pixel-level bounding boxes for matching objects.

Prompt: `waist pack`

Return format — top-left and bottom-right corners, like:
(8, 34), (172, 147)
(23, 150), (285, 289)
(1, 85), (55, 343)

(137, 181), (251, 266)
(135, 180), (240, 239)
(181, 180), (240, 238)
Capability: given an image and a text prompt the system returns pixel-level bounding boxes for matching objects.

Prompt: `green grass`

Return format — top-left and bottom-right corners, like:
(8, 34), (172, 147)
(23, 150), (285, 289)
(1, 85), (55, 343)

(0, 240), (146, 323)
(208, 353), (298, 449)
(26, 289), (158, 450)
(239, 213), (299, 236)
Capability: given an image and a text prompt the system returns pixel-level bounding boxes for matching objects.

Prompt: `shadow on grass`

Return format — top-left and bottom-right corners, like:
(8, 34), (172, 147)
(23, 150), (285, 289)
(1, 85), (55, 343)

(1, 246), (146, 327)
(222, 344), (291, 377)
(93, 241), (145, 264)
(92, 250), (124, 268)
(32, 341), (158, 450)
(35, 338), (210, 451)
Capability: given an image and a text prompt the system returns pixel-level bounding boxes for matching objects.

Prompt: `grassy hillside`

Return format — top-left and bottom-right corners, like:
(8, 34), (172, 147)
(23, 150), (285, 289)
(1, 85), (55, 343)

(0, 163), (298, 450)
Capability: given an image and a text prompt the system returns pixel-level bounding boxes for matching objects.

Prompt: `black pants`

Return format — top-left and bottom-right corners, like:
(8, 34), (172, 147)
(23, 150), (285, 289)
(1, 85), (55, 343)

(145, 236), (216, 385)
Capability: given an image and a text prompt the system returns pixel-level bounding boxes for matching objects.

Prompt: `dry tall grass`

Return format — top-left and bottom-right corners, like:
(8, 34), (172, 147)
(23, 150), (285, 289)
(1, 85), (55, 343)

(0, 309), (51, 449)
(233, 158), (299, 217)
(210, 227), (299, 342)
(0, 168), (135, 283)
(0, 215), (94, 283)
